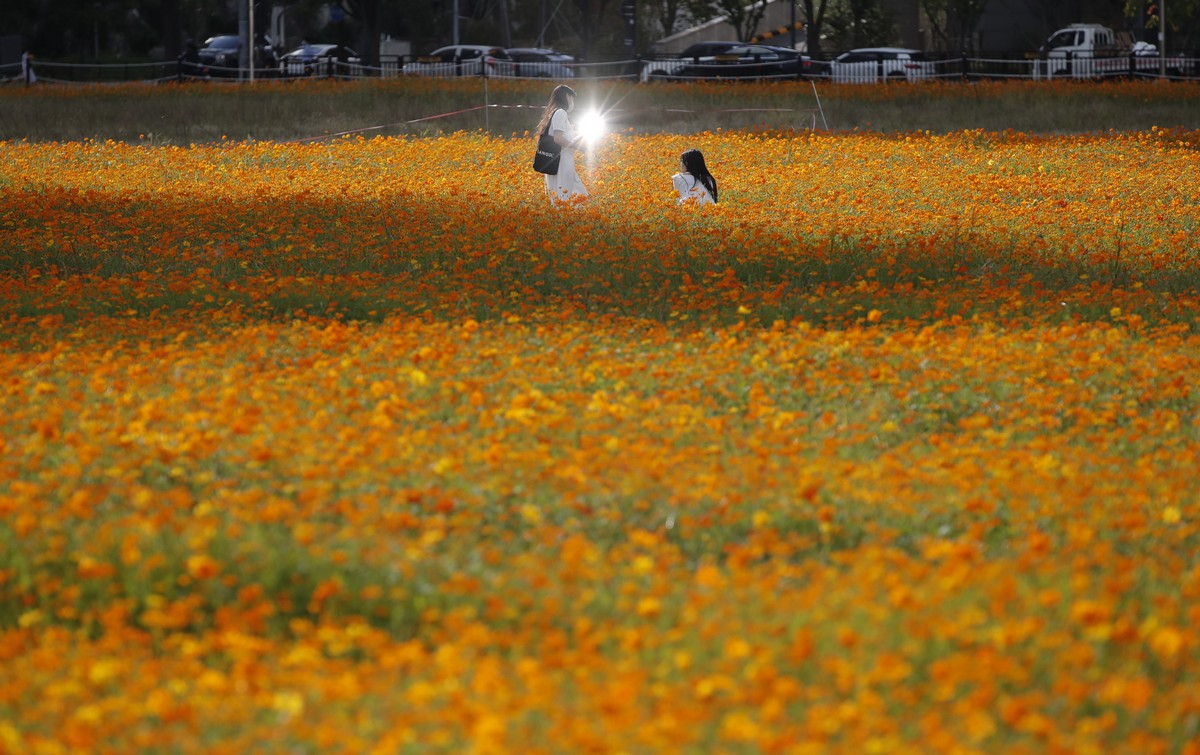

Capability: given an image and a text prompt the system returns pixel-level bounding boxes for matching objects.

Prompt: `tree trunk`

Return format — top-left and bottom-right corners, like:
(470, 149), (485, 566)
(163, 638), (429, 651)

(349, 0), (381, 68)
(162, 0), (182, 61)
(494, 0), (512, 48)
(803, 0), (829, 57)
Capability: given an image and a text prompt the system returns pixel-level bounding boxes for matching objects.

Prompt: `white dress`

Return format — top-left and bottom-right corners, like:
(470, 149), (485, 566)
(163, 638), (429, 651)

(544, 109), (588, 203)
(672, 172), (714, 205)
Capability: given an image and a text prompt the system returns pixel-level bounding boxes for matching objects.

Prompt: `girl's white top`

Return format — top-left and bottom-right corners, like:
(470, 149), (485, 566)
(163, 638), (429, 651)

(672, 172), (714, 205)
(544, 108), (588, 203)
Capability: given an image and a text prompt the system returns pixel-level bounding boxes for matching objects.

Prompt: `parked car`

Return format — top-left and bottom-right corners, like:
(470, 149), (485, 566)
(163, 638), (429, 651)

(829, 47), (933, 83)
(196, 34), (276, 77)
(279, 43), (360, 77)
(677, 41), (744, 60)
(505, 47), (576, 78)
(673, 45), (812, 80)
(644, 40), (742, 79)
(402, 45), (514, 77)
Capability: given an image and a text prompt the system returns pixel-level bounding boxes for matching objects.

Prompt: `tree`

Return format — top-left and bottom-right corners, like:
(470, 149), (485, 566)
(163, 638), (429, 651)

(801, 0), (832, 56)
(493, 0), (513, 47)
(641, 0), (714, 39)
(921, 0), (988, 51)
(1020, 0), (1126, 41)
(382, 0), (452, 52)
(23, 0), (155, 59)
(709, 0), (768, 41)
(341, 0), (382, 66)
(573, 0), (616, 60)
(823, 0), (894, 50)
(1125, 0), (1200, 49)
(323, 0), (485, 65)
(160, 0), (181, 60)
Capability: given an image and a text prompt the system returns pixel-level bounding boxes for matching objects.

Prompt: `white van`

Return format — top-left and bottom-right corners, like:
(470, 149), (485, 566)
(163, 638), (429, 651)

(1041, 23), (1120, 58)
(1038, 23), (1171, 77)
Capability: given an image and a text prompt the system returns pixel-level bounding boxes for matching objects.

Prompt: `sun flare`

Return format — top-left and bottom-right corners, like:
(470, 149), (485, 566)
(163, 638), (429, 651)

(575, 109), (606, 144)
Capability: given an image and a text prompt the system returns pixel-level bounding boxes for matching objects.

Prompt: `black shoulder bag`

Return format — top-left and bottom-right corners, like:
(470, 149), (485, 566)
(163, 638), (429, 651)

(532, 115), (562, 175)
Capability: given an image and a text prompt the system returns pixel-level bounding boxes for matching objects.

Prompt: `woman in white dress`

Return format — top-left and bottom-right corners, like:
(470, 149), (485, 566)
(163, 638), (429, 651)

(671, 149), (718, 206)
(535, 85), (588, 204)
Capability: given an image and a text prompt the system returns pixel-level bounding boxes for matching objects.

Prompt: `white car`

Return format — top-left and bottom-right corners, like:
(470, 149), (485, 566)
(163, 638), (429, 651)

(403, 45), (515, 77)
(829, 47), (933, 83)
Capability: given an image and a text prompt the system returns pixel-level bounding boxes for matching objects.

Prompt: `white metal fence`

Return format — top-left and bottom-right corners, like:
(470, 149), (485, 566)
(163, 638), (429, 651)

(3, 52), (1199, 86)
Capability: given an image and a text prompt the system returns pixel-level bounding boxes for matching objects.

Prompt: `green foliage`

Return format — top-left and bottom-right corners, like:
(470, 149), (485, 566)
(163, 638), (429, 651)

(921, 0), (989, 52)
(823, 0), (896, 50)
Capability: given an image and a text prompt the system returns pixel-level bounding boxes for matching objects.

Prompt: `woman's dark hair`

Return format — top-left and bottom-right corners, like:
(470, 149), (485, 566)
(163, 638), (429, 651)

(535, 84), (577, 136)
(681, 149), (718, 203)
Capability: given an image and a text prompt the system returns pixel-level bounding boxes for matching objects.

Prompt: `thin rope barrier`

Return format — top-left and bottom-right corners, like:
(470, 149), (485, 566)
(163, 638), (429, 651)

(281, 101), (824, 144)
(281, 104), (495, 143)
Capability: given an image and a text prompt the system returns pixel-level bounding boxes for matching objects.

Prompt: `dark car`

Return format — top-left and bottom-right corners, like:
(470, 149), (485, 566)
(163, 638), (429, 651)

(197, 34), (276, 77)
(644, 41), (743, 79)
(504, 47), (576, 78)
(279, 43), (360, 77)
(674, 45), (812, 80)
(676, 41), (743, 60)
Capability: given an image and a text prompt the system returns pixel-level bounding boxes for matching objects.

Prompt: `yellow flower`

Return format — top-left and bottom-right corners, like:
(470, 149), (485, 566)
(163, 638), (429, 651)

(17, 610), (43, 628)
(273, 690), (305, 718)
(636, 597), (661, 617)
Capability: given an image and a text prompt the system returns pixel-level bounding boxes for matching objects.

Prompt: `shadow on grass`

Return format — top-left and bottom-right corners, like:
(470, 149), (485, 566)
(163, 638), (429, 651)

(3, 188), (1200, 332)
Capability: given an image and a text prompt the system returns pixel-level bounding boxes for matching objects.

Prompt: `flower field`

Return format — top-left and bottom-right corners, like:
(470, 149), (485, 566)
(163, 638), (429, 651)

(2, 119), (1200, 752)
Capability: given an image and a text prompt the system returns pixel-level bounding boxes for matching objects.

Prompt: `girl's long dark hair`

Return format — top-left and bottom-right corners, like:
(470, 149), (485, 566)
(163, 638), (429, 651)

(681, 149), (718, 203)
(536, 84), (576, 137)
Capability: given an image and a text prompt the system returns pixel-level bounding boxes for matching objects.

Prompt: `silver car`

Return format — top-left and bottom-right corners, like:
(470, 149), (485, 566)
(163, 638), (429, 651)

(403, 45), (515, 77)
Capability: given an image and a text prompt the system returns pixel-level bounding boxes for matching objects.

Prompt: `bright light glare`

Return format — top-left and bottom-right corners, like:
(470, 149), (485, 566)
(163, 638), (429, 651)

(576, 110), (606, 144)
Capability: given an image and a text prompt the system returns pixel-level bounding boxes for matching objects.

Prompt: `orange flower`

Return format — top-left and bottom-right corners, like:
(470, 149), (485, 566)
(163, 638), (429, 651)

(2, 106), (1200, 752)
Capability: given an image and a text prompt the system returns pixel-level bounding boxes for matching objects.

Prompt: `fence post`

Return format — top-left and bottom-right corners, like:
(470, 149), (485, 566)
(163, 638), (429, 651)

(961, 51), (969, 81)
(877, 53), (884, 82)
